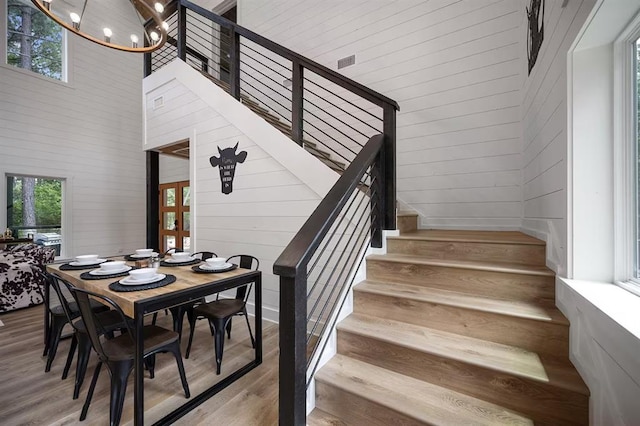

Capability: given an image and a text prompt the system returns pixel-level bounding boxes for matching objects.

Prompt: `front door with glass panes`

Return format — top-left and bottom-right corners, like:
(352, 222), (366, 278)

(159, 181), (190, 253)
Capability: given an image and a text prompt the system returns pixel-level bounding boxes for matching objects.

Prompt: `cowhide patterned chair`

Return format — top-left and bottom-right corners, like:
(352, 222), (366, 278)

(0, 243), (56, 313)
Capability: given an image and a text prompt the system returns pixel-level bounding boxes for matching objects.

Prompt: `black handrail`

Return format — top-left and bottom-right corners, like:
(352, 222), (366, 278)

(274, 134), (387, 425)
(273, 135), (383, 277)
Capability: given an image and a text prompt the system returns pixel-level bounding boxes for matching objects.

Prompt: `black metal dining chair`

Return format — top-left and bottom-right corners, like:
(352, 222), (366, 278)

(151, 251), (218, 339)
(33, 266), (109, 373)
(184, 255), (258, 374)
(68, 285), (190, 426)
(46, 272), (130, 400)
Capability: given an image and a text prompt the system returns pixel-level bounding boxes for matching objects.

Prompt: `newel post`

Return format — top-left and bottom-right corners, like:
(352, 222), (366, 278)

(278, 271), (307, 425)
(382, 102), (397, 231)
(291, 61), (304, 146)
(229, 26), (241, 101)
(177, 1), (187, 61)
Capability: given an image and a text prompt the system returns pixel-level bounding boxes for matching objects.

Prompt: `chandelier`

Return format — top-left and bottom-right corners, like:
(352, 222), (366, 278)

(31, 0), (168, 53)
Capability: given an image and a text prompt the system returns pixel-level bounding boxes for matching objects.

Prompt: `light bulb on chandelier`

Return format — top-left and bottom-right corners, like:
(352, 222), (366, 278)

(31, 0), (168, 53)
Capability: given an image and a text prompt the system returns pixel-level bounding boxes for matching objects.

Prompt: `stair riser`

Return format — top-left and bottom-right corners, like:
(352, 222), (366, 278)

(353, 291), (569, 356)
(387, 239), (546, 266)
(366, 260), (555, 303)
(337, 330), (589, 425)
(397, 215), (418, 233)
(315, 380), (425, 426)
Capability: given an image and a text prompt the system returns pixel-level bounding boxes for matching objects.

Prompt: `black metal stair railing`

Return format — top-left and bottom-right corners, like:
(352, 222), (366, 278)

(147, 3), (398, 424)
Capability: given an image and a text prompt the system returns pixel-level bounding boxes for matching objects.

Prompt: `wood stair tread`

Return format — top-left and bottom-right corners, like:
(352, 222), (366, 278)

(307, 408), (349, 425)
(339, 313), (587, 395)
(355, 280), (566, 324)
(316, 354), (533, 426)
(367, 252), (555, 276)
(390, 230), (545, 246)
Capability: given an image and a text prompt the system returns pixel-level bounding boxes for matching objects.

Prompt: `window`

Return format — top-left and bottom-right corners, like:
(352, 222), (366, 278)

(612, 14), (640, 296)
(6, 0), (64, 80)
(6, 175), (63, 256)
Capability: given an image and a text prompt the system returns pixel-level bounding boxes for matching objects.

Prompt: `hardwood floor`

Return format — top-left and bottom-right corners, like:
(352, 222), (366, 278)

(0, 306), (279, 425)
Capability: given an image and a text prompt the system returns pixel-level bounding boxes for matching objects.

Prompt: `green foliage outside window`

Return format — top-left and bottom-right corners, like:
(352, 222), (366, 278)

(10, 177), (62, 227)
(7, 0), (62, 80)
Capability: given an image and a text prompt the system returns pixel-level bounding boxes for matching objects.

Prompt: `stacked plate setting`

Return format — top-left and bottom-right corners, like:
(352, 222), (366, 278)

(199, 257), (232, 271)
(70, 254), (107, 267)
(119, 267), (165, 286)
(89, 260), (131, 276)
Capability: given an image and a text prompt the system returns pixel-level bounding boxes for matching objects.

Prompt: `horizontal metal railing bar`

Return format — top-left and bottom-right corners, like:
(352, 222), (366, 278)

(273, 134), (383, 277)
(238, 78), (293, 122)
(240, 55), (292, 90)
(240, 41), (292, 77)
(302, 87), (381, 134)
(306, 189), (365, 279)
(181, 0), (398, 111)
(306, 194), (371, 326)
(301, 133), (353, 165)
(305, 223), (373, 382)
(238, 58), (293, 101)
(304, 77), (385, 122)
(307, 211), (372, 342)
(302, 103), (371, 143)
(302, 118), (360, 158)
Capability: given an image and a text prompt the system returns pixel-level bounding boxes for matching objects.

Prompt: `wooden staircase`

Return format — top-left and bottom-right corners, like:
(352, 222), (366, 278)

(307, 213), (589, 425)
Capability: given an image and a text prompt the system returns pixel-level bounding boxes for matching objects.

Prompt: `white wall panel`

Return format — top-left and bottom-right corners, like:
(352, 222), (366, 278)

(144, 60), (340, 316)
(240, 0), (523, 229)
(0, 14), (146, 259)
(521, 0), (594, 273)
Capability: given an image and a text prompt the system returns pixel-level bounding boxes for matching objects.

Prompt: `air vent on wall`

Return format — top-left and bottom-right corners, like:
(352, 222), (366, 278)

(338, 54), (356, 69)
(153, 96), (164, 110)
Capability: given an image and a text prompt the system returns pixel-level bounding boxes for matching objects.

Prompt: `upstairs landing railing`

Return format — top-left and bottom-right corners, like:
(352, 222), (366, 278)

(146, 3), (398, 424)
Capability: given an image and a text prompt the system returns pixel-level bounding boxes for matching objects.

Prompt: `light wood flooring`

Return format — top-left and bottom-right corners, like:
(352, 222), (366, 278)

(0, 306), (279, 425)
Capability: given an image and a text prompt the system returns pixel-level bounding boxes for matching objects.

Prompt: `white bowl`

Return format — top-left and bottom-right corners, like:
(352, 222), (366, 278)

(99, 260), (126, 272)
(75, 254), (99, 264)
(205, 257), (227, 268)
(135, 248), (153, 256)
(128, 267), (157, 281)
(171, 252), (191, 261)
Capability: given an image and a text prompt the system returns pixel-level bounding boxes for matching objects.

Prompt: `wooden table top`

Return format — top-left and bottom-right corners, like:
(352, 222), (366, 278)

(47, 259), (254, 318)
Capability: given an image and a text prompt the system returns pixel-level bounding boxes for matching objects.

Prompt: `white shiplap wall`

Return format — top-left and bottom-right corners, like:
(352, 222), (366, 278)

(144, 60), (339, 319)
(521, 0), (595, 274)
(0, 5), (146, 258)
(240, 0), (524, 230)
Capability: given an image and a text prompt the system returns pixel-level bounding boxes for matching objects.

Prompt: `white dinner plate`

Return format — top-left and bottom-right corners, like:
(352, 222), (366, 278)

(69, 258), (107, 267)
(89, 266), (132, 276)
(199, 262), (233, 271)
(130, 252), (158, 259)
(119, 273), (166, 286)
(164, 256), (195, 263)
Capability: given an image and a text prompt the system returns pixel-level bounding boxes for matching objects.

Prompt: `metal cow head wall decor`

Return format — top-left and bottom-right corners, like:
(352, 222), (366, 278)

(526, 0), (544, 75)
(209, 142), (248, 194)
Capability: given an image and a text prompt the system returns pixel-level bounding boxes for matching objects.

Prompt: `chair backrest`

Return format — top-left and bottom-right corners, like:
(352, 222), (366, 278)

(66, 285), (134, 363)
(225, 255), (259, 301)
(30, 266), (76, 321)
(47, 273), (81, 326)
(192, 251), (217, 260)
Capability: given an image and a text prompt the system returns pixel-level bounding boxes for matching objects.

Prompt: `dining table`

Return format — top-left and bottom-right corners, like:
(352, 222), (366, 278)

(47, 256), (262, 426)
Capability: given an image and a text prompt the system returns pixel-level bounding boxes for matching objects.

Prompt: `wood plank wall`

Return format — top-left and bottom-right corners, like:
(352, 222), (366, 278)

(0, 9), (146, 259)
(240, 0), (523, 230)
(145, 76), (325, 320)
(521, 0), (594, 273)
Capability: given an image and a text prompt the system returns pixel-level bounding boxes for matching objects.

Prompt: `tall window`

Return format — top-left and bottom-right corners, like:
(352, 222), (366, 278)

(6, 175), (63, 255)
(6, 0), (64, 80)
(636, 39), (640, 282)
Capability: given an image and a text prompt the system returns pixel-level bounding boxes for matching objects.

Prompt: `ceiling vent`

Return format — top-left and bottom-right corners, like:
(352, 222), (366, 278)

(337, 54), (356, 69)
